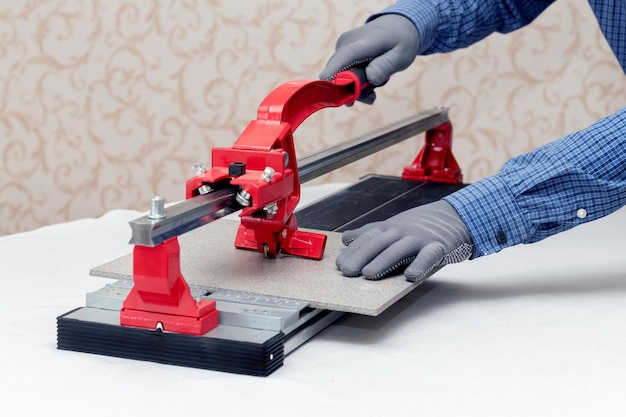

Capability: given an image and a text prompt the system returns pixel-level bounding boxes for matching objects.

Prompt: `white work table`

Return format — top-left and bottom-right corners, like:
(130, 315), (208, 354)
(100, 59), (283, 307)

(1, 184), (625, 417)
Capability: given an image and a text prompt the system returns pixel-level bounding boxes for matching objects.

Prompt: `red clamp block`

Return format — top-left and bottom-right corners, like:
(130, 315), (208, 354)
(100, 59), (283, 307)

(120, 237), (218, 335)
(402, 121), (463, 184)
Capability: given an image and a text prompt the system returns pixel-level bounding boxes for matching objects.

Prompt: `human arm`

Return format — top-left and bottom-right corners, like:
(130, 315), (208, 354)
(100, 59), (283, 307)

(445, 107), (626, 258)
(337, 107), (626, 280)
(380, 0), (554, 55)
(321, 0), (555, 95)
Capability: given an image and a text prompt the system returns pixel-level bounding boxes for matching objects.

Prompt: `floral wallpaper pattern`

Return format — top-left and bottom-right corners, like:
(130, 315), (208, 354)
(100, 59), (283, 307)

(1, 0), (624, 235)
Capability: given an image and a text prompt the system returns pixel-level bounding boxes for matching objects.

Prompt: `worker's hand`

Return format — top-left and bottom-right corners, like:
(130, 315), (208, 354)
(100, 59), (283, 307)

(336, 200), (473, 282)
(320, 14), (419, 104)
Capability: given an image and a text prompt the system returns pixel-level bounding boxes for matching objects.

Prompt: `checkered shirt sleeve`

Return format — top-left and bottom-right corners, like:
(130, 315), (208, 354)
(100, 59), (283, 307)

(373, 0), (554, 55)
(445, 108), (626, 258)
(374, 0), (626, 258)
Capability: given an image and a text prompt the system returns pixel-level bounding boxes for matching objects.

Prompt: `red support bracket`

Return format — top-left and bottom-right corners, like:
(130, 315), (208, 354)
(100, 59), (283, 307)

(401, 121), (463, 184)
(120, 237), (219, 335)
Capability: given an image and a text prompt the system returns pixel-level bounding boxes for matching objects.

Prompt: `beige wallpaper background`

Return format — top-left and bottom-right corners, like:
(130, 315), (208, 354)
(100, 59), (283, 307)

(1, 0), (625, 235)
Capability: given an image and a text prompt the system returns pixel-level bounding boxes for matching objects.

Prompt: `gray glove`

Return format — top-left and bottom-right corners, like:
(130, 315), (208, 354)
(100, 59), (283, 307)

(336, 200), (473, 282)
(320, 14), (419, 104)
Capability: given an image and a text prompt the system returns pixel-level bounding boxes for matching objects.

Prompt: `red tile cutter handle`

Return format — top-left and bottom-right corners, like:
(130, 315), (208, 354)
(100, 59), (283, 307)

(186, 70), (371, 261)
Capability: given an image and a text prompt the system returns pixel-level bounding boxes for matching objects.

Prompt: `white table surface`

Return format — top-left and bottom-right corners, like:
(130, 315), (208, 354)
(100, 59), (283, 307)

(2, 183), (625, 417)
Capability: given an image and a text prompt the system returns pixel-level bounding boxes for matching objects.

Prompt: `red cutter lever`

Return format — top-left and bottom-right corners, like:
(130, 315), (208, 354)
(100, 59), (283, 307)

(186, 71), (369, 261)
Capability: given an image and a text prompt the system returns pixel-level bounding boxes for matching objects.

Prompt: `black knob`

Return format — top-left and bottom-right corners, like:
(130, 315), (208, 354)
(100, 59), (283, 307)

(229, 162), (246, 177)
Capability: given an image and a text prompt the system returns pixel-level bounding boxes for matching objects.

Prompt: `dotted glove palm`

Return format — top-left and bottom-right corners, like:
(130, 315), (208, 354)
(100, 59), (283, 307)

(336, 200), (474, 282)
(319, 14), (419, 104)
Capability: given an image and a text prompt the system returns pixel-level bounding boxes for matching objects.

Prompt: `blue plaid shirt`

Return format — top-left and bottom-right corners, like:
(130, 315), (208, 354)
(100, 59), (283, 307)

(378, 0), (626, 257)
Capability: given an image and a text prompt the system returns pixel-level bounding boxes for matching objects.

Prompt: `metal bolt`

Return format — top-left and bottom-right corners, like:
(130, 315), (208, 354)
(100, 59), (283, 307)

(193, 162), (207, 175)
(197, 184), (212, 195)
(261, 166), (275, 183)
(263, 202), (278, 217)
(236, 190), (251, 207)
(148, 196), (166, 220)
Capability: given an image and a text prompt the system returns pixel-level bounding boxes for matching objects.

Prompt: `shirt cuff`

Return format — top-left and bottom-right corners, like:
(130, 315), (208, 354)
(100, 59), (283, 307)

(443, 176), (531, 258)
(367, 0), (439, 55)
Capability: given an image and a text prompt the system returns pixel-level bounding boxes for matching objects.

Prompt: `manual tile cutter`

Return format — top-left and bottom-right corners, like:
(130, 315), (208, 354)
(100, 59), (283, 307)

(57, 70), (464, 376)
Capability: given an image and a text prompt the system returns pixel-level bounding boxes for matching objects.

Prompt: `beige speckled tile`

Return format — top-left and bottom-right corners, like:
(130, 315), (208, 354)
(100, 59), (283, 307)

(90, 219), (421, 316)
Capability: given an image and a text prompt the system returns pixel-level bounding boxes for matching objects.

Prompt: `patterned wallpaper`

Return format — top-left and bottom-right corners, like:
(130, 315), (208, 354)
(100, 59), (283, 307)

(1, 0), (624, 235)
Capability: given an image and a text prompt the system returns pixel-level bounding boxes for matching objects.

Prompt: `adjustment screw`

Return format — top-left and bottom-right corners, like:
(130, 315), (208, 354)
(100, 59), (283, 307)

(193, 162), (206, 175)
(197, 185), (212, 195)
(261, 167), (275, 183)
(236, 190), (251, 207)
(263, 202), (278, 217)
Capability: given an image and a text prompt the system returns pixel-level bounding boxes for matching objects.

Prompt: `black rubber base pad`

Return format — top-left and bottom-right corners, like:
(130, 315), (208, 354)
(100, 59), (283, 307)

(57, 308), (285, 377)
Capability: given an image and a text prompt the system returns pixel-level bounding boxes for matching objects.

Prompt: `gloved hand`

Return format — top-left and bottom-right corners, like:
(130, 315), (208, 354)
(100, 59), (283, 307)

(320, 14), (419, 104)
(336, 200), (474, 282)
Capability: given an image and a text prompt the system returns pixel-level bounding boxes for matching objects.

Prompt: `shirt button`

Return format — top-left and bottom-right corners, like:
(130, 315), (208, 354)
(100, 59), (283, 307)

(576, 208), (587, 219)
(496, 231), (507, 244)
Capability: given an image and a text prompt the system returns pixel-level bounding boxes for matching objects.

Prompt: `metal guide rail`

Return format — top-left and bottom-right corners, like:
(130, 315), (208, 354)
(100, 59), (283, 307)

(128, 106), (452, 248)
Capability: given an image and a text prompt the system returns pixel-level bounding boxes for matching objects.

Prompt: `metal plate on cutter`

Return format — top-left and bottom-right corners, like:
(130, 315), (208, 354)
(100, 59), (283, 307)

(90, 219), (421, 316)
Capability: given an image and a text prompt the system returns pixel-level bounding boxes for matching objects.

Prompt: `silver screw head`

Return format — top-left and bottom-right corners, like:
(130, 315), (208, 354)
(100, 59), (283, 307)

(197, 185), (212, 195)
(261, 166), (275, 183)
(263, 202), (278, 217)
(148, 196), (166, 220)
(193, 162), (207, 175)
(236, 190), (251, 207)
